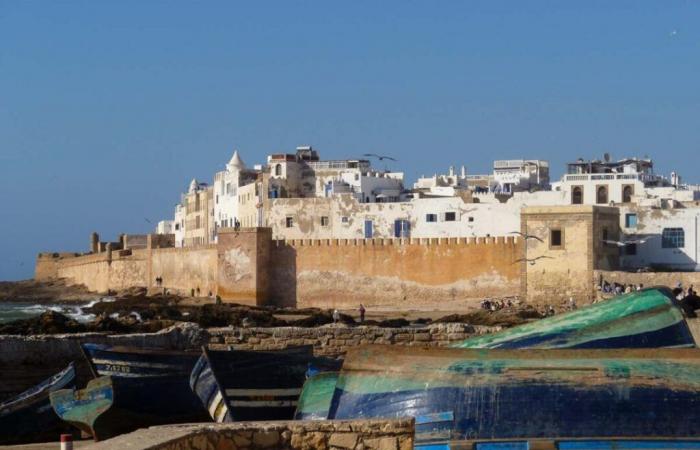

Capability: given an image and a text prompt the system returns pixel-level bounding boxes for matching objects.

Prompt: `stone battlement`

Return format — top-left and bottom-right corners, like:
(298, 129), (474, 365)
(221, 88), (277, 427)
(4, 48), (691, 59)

(274, 235), (518, 247)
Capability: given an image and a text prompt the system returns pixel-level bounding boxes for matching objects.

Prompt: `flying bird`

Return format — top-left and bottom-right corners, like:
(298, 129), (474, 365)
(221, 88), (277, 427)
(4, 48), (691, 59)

(144, 218), (152, 224)
(363, 153), (397, 162)
(509, 231), (543, 242)
(514, 256), (554, 265)
(602, 236), (655, 247)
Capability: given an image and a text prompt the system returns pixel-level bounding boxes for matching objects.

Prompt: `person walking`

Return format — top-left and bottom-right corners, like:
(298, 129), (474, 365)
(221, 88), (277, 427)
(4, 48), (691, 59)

(332, 309), (340, 324)
(359, 304), (366, 323)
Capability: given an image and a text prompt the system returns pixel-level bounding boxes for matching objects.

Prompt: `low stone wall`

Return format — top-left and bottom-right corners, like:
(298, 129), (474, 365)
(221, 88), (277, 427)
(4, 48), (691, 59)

(208, 323), (499, 357)
(595, 270), (700, 291)
(86, 419), (414, 450)
(0, 323), (207, 402)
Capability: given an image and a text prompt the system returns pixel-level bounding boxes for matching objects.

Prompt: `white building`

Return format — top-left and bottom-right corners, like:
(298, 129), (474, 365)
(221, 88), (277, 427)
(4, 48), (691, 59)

(212, 150), (259, 234)
(267, 146), (404, 203)
(491, 159), (550, 194)
(155, 220), (174, 235)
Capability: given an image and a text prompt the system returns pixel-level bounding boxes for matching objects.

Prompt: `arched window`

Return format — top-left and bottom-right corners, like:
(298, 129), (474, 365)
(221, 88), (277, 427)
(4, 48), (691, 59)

(275, 164), (282, 176)
(622, 185), (633, 203)
(572, 186), (583, 204)
(596, 186), (608, 204)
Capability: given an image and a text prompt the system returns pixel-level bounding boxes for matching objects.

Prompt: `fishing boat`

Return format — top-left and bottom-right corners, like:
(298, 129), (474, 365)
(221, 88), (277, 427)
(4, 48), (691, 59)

(293, 287), (696, 424)
(453, 286), (696, 349)
(330, 345), (700, 448)
(0, 362), (76, 444)
(293, 371), (339, 420)
(51, 344), (209, 441)
(190, 346), (341, 423)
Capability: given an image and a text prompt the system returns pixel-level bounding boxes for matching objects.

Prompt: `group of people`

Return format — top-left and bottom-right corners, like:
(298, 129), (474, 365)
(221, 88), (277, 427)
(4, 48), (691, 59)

(332, 304), (366, 324)
(599, 281), (644, 295)
(480, 298), (515, 312)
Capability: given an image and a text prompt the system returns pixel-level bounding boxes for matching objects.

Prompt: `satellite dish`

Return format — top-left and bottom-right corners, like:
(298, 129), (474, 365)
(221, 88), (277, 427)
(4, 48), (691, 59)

(603, 153), (611, 163)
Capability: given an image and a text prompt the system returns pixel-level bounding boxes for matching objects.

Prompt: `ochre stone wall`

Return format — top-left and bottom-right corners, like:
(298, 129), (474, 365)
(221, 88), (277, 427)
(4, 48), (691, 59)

(151, 245), (217, 296)
(37, 230), (524, 307)
(269, 236), (522, 308)
(208, 323), (499, 357)
(54, 251), (148, 293)
(87, 419), (415, 450)
(35, 253), (80, 280)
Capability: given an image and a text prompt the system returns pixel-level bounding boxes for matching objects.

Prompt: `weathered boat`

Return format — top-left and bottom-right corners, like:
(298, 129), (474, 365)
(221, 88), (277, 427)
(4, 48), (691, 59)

(0, 362), (76, 444)
(293, 371), (339, 420)
(51, 344), (209, 441)
(294, 287), (696, 425)
(453, 287), (696, 349)
(330, 345), (700, 447)
(190, 346), (341, 423)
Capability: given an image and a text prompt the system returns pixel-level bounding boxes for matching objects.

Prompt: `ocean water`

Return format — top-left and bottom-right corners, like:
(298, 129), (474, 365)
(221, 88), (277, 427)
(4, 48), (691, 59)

(0, 297), (115, 324)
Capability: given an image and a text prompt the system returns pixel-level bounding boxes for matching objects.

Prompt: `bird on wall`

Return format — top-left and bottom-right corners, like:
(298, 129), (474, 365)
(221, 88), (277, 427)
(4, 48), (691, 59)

(515, 256), (554, 265)
(509, 231), (543, 242)
(602, 236), (655, 247)
(362, 153), (397, 162)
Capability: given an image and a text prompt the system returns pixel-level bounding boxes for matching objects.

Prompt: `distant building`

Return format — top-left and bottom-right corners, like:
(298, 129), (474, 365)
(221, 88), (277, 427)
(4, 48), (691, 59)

(212, 150), (259, 232)
(182, 179), (214, 247)
(155, 220), (174, 235)
(491, 159), (550, 194)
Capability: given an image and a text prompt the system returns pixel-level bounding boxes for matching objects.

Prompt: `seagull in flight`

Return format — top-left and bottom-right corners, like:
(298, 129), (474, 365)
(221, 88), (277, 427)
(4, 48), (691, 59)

(363, 153), (397, 162)
(602, 236), (655, 247)
(509, 231), (543, 242)
(514, 256), (554, 265)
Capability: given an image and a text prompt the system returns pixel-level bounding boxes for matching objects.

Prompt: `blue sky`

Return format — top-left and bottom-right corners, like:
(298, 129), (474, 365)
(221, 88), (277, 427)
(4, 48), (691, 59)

(1, 1), (699, 280)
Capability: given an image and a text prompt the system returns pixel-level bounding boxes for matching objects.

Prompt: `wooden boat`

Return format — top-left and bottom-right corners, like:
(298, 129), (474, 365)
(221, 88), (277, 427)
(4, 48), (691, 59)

(294, 287), (695, 424)
(51, 344), (209, 441)
(330, 345), (700, 448)
(190, 346), (341, 423)
(453, 287), (696, 349)
(293, 371), (339, 420)
(0, 362), (76, 445)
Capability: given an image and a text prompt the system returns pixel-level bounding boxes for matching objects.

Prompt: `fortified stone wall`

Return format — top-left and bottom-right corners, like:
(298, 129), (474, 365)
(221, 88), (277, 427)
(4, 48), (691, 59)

(269, 236), (522, 308)
(36, 230), (523, 307)
(35, 252), (81, 280)
(88, 419), (415, 450)
(151, 245), (218, 296)
(208, 323), (498, 357)
(55, 250), (148, 293)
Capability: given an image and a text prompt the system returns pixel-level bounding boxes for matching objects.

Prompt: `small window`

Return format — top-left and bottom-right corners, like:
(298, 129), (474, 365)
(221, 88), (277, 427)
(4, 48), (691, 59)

(444, 212), (456, 222)
(285, 217), (294, 228)
(662, 228), (684, 248)
(275, 164), (282, 176)
(625, 213), (638, 228)
(341, 216), (349, 223)
(426, 214), (438, 223)
(321, 216), (329, 227)
(468, 217), (474, 222)
(596, 185), (608, 204)
(175, 223), (180, 231)
(572, 186), (583, 204)
(550, 229), (563, 248)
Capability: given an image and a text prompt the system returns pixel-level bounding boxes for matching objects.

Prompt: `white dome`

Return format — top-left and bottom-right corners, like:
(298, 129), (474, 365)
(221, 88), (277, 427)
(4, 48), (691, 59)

(227, 150), (246, 171)
(188, 178), (199, 193)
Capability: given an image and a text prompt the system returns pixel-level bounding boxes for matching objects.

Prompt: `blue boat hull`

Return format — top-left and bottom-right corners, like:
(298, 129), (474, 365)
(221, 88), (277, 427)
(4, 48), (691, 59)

(330, 346), (700, 446)
(0, 363), (76, 444)
(77, 344), (208, 438)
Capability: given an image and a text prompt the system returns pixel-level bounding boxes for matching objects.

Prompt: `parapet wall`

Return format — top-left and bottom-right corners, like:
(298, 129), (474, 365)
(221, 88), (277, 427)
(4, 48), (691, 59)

(36, 229), (523, 307)
(269, 236), (522, 308)
(208, 323), (498, 357)
(88, 419), (415, 450)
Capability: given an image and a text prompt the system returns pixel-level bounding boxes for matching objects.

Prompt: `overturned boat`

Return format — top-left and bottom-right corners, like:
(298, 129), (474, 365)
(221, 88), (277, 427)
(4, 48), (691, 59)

(330, 345), (700, 447)
(453, 287), (696, 349)
(294, 287), (697, 435)
(191, 346), (341, 423)
(0, 362), (76, 445)
(50, 344), (208, 441)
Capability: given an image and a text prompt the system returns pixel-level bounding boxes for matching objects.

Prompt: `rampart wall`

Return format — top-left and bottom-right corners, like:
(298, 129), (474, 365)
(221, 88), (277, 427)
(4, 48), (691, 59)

(269, 236), (522, 308)
(36, 230), (523, 307)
